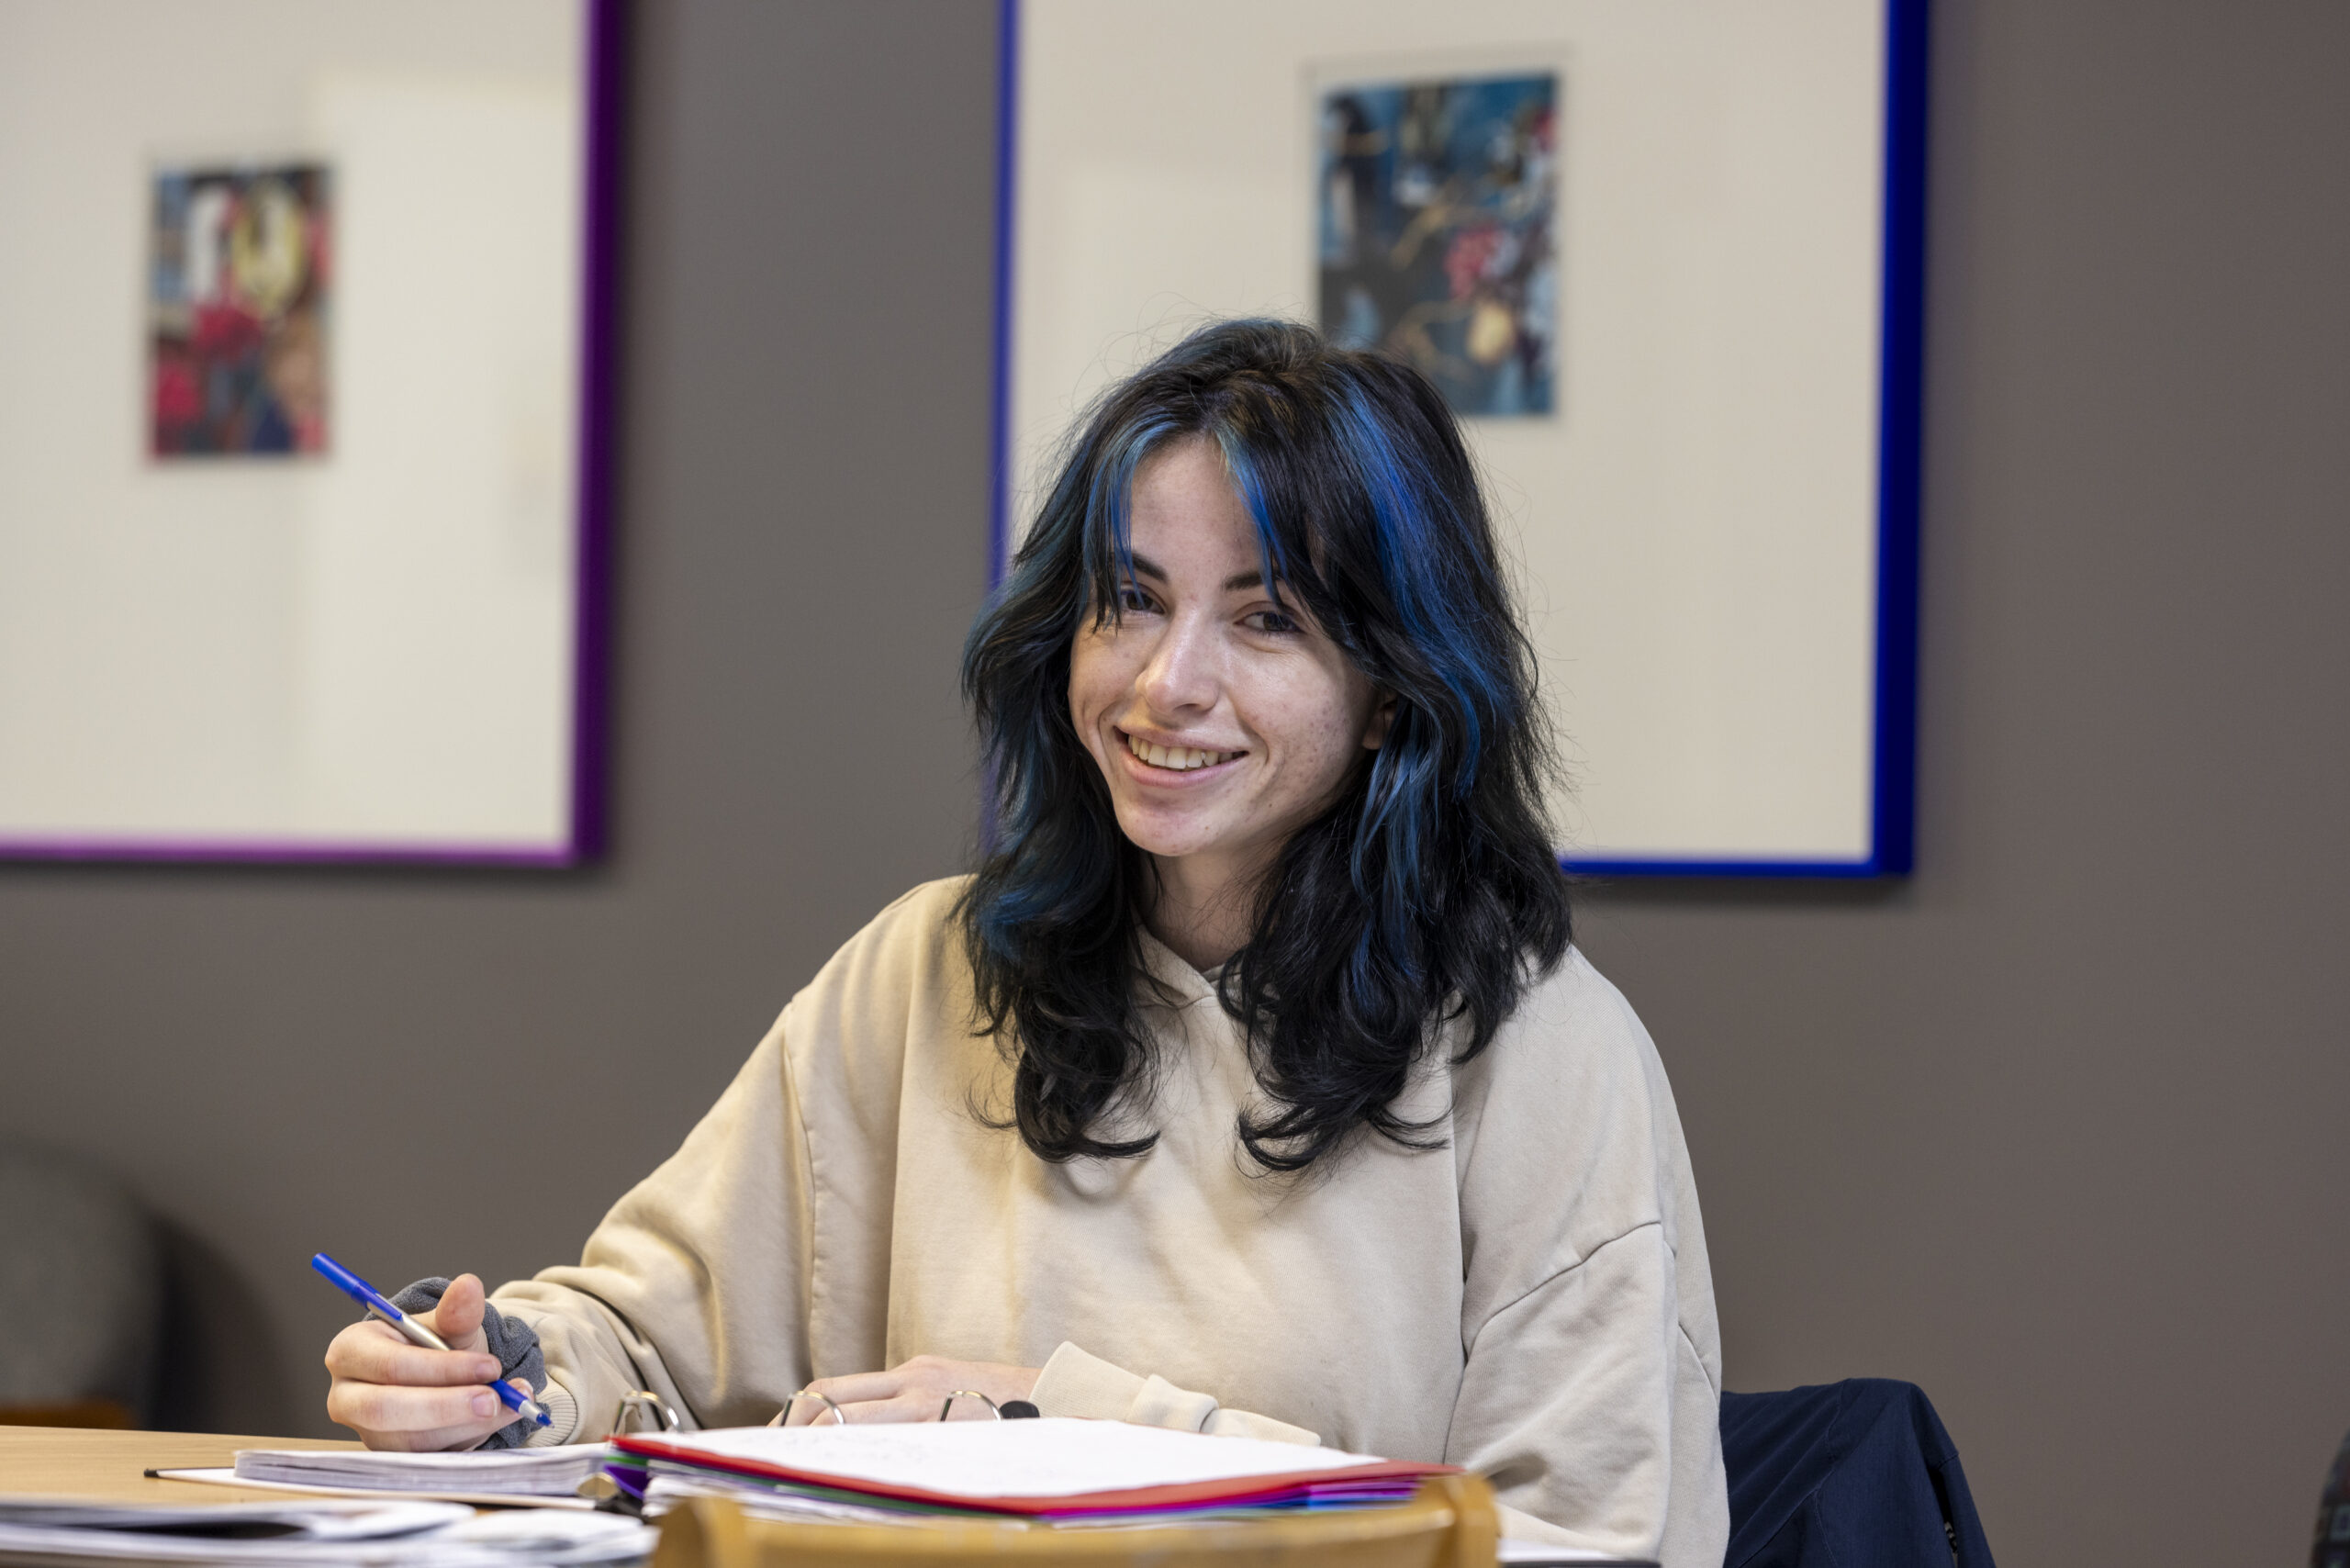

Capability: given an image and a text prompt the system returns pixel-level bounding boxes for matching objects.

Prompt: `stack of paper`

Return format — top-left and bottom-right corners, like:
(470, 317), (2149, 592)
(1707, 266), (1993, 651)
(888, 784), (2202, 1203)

(606, 1419), (1447, 1525)
(230, 1449), (610, 1499)
(0, 1497), (649, 1567)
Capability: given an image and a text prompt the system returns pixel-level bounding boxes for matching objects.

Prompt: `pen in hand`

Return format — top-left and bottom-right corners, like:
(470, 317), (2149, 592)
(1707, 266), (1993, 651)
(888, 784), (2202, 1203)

(312, 1252), (551, 1428)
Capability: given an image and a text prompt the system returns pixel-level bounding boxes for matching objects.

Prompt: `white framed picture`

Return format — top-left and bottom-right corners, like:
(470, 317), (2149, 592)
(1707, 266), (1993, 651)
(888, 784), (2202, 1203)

(1000, 0), (1925, 875)
(0, 0), (621, 865)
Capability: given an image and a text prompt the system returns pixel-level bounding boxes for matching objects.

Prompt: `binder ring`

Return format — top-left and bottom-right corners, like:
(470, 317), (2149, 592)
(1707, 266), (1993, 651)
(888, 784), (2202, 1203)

(768, 1387), (847, 1427)
(612, 1390), (680, 1435)
(938, 1390), (1002, 1422)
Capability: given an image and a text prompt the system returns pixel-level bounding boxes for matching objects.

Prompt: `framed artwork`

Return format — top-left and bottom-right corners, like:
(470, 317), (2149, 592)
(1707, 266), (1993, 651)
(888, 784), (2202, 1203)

(1316, 71), (1560, 418)
(0, 0), (620, 865)
(149, 163), (334, 458)
(1000, 0), (1926, 876)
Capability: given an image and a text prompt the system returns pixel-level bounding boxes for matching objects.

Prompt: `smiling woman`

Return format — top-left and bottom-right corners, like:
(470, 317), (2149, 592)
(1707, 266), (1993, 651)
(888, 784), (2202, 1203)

(964, 321), (1572, 1171)
(1069, 439), (1389, 965)
(319, 320), (1728, 1567)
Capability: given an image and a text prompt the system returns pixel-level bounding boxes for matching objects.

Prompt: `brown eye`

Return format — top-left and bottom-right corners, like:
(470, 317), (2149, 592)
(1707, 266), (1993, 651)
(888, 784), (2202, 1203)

(1245, 610), (1302, 635)
(1116, 586), (1159, 615)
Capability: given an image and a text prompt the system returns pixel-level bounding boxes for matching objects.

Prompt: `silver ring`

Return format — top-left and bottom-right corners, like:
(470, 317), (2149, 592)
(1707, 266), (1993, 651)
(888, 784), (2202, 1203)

(612, 1390), (680, 1435)
(768, 1387), (847, 1427)
(938, 1390), (1002, 1422)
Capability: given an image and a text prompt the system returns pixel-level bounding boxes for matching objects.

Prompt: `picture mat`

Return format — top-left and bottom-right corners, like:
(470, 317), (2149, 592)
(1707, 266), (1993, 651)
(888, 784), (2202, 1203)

(1013, 0), (1889, 863)
(0, 0), (587, 854)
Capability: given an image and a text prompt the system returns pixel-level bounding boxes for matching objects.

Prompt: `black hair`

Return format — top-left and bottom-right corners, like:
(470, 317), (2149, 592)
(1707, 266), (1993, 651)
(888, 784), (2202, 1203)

(959, 319), (1572, 1171)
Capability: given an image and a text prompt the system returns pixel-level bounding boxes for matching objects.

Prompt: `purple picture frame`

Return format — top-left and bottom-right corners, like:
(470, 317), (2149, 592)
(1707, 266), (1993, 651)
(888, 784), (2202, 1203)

(0, 0), (622, 869)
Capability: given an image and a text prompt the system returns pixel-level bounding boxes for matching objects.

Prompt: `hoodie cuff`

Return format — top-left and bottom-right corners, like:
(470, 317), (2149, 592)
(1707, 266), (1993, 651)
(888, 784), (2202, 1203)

(1028, 1343), (1315, 1445)
(1030, 1341), (1148, 1421)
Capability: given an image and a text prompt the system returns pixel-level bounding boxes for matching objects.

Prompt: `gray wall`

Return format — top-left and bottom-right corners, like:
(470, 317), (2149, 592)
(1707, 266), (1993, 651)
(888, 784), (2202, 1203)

(1570, 5), (2350, 1563)
(0, 4), (2342, 1565)
(0, 0), (999, 1439)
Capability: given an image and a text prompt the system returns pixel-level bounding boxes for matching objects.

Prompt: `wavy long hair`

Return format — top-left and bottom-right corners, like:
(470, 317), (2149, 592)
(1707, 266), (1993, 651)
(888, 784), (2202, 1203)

(960, 320), (1571, 1172)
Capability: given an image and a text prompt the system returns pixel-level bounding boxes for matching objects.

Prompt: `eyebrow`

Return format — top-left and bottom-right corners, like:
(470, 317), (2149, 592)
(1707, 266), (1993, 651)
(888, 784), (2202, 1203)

(1127, 553), (1266, 593)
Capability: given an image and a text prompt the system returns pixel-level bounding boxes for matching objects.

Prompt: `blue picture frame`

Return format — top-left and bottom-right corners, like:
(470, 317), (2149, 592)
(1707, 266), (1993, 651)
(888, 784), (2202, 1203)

(990, 0), (1928, 880)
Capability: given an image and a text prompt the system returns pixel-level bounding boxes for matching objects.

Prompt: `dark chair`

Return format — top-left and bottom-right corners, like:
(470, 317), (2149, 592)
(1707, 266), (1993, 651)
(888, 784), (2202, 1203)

(2313, 1424), (2350, 1568)
(1721, 1379), (1994, 1568)
(0, 1145), (162, 1428)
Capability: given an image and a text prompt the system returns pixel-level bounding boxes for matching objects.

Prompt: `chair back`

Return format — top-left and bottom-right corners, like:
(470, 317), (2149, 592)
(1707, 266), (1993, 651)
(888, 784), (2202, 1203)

(2313, 1424), (2350, 1568)
(1721, 1379), (1993, 1568)
(652, 1473), (1498, 1568)
(0, 1145), (162, 1428)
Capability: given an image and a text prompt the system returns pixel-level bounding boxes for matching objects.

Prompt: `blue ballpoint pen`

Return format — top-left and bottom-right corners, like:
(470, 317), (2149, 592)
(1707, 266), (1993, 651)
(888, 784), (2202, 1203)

(312, 1252), (551, 1428)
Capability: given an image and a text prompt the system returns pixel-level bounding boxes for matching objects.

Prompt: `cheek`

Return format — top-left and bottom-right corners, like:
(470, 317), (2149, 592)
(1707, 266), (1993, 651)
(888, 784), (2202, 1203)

(1258, 666), (1373, 778)
(1066, 630), (1125, 738)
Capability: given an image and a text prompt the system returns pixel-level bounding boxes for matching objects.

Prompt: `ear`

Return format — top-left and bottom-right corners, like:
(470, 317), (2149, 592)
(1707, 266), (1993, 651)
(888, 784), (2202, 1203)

(1361, 690), (1398, 751)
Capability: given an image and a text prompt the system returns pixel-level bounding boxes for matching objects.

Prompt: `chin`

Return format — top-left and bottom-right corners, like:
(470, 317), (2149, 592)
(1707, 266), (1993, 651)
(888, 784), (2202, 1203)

(1111, 810), (1216, 861)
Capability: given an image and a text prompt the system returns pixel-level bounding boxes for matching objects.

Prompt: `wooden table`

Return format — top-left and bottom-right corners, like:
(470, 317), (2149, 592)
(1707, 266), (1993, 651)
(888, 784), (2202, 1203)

(0, 1424), (361, 1506)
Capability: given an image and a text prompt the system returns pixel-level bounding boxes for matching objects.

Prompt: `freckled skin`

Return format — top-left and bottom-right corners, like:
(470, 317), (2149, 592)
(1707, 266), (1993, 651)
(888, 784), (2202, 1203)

(1068, 437), (1390, 968)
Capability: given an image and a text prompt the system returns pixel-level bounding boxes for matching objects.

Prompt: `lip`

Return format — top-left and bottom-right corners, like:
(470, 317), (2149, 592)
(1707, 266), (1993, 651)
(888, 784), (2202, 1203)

(1112, 727), (1247, 784)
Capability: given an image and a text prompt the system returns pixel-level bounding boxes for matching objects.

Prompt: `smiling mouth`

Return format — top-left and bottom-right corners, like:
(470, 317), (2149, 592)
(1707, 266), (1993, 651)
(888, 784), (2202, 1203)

(1122, 730), (1243, 772)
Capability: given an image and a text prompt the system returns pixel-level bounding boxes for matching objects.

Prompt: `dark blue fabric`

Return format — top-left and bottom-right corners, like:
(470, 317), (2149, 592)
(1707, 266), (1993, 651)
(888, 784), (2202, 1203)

(1720, 1379), (1994, 1568)
(2313, 1424), (2350, 1568)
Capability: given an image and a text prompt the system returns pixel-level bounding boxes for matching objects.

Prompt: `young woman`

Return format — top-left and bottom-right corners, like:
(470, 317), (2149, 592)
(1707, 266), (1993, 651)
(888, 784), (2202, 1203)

(323, 321), (1728, 1564)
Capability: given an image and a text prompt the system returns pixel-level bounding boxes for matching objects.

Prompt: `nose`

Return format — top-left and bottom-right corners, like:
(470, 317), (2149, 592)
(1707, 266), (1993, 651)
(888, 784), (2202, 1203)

(1136, 610), (1220, 718)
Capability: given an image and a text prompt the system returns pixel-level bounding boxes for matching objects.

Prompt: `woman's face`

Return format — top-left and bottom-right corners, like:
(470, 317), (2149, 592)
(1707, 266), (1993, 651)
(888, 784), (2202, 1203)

(1068, 437), (1385, 900)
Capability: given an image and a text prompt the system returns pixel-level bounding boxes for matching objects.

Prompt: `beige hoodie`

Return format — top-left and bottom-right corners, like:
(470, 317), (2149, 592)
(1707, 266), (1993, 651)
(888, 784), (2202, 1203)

(491, 877), (1728, 1565)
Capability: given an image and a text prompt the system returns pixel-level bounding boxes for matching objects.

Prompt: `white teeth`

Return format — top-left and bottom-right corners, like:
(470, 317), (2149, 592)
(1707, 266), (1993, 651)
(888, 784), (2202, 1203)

(1125, 734), (1235, 770)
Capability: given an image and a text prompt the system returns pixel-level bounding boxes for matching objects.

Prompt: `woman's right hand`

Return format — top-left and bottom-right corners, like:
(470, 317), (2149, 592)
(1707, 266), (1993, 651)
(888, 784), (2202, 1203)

(323, 1272), (529, 1451)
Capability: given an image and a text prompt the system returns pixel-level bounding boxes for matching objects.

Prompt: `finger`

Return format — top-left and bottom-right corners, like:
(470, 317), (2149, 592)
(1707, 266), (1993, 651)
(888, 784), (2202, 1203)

(803, 1369), (906, 1406)
(325, 1320), (498, 1383)
(328, 1378), (509, 1438)
(327, 1323), (501, 1387)
(361, 1422), (508, 1454)
(833, 1395), (942, 1426)
(783, 1391), (856, 1427)
(350, 1406), (517, 1454)
(421, 1273), (491, 1354)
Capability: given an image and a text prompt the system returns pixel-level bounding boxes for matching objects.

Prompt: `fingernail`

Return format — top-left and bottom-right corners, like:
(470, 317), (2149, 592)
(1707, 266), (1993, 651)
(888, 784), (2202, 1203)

(472, 1391), (496, 1417)
(474, 1358), (501, 1380)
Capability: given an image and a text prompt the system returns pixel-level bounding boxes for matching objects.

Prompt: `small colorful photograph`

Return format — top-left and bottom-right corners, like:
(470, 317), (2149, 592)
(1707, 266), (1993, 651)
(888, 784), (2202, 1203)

(148, 163), (330, 456)
(1316, 72), (1557, 418)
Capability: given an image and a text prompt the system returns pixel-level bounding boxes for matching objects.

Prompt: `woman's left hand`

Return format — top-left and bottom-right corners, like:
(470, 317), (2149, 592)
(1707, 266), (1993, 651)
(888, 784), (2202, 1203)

(784, 1355), (1041, 1425)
